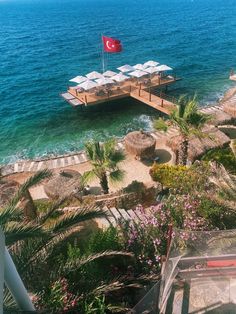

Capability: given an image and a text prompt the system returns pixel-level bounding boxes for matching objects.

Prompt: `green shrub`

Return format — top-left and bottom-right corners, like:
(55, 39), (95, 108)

(150, 162), (210, 193)
(201, 146), (236, 174)
(123, 180), (145, 194)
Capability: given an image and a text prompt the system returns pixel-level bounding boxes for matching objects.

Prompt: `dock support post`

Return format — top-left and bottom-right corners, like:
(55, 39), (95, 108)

(158, 77), (160, 85)
(149, 87), (151, 101)
(85, 95), (88, 105)
(161, 99), (164, 107)
(165, 85), (168, 92)
(129, 85), (132, 93)
(139, 83), (141, 96)
(76, 89), (78, 96)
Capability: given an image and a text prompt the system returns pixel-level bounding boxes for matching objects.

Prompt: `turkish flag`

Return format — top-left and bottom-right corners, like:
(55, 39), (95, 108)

(102, 36), (122, 53)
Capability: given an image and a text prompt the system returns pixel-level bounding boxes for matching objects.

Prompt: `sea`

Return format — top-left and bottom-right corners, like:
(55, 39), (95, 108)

(0, 0), (236, 164)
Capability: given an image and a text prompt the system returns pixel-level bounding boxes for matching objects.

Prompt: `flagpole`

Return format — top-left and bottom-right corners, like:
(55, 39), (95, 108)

(101, 34), (105, 73)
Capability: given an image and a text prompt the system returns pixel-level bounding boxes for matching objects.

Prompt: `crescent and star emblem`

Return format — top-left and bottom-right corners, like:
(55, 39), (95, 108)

(106, 40), (115, 50)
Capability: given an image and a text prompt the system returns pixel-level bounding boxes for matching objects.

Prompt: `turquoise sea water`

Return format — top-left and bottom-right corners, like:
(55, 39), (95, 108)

(0, 0), (236, 164)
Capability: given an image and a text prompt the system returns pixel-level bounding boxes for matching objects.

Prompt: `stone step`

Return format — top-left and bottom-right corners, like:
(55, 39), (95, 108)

(110, 207), (122, 221)
(127, 209), (140, 221)
(107, 210), (117, 227)
(118, 208), (131, 221)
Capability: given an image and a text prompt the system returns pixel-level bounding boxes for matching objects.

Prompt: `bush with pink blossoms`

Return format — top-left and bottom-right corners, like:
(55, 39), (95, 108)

(35, 277), (80, 313)
(121, 204), (170, 274)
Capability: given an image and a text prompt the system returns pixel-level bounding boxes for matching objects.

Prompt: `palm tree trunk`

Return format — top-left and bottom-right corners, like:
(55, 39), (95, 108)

(179, 138), (189, 166)
(100, 172), (109, 194)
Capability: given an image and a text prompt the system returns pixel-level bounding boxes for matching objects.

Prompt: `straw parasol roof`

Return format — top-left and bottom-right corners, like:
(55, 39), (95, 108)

(223, 103), (236, 118)
(44, 169), (83, 199)
(0, 179), (19, 207)
(167, 127), (230, 162)
(125, 130), (156, 159)
(209, 109), (233, 125)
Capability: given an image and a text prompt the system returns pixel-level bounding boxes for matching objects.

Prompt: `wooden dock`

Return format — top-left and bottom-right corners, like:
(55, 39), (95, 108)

(61, 75), (181, 115)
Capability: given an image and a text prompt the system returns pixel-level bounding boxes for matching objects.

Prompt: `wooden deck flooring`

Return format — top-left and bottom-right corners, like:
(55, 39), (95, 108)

(62, 75), (181, 115)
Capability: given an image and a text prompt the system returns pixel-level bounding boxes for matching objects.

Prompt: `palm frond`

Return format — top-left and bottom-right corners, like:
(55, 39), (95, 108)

(10, 169), (52, 207)
(51, 208), (107, 234)
(64, 250), (133, 273)
(4, 222), (46, 246)
(81, 170), (96, 185)
(109, 169), (125, 183)
(153, 118), (168, 132)
(38, 197), (67, 225)
(0, 206), (22, 226)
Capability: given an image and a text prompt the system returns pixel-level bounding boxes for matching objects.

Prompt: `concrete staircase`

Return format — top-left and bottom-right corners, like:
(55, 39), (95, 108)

(95, 206), (147, 230)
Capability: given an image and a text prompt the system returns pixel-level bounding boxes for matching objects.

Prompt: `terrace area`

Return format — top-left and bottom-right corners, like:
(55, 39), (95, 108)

(61, 61), (181, 115)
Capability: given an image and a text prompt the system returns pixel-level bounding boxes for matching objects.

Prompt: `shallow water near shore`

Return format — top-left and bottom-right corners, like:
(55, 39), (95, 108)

(0, 0), (236, 164)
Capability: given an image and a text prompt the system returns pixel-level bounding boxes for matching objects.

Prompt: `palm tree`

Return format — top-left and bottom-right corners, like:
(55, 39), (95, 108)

(154, 95), (211, 165)
(83, 139), (126, 194)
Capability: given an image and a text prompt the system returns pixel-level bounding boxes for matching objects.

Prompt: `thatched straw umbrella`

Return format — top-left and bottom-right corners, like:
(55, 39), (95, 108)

(44, 169), (83, 199)
(0, 179), (37, 220)
(210, 110), (233, 125)
(167, 127), (230, 162)
(223, 103), (236, 118)
(125, 131), (156, 159)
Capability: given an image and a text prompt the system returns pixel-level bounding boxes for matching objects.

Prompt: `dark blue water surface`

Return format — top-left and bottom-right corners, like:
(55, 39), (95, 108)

(0, 0), (236, 164)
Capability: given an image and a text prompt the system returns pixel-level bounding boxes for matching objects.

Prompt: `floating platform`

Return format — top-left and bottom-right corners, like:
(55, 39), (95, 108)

(61, 75), (181, 115)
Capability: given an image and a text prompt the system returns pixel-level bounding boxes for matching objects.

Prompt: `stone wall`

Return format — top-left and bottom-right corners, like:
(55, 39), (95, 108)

(82, 182), (161, 209)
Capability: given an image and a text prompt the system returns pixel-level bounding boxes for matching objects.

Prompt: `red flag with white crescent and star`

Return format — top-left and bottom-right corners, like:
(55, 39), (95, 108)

(102, 35), (122, 53)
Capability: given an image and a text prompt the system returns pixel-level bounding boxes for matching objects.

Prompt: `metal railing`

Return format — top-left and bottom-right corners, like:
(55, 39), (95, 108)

(0, 228), (36, 313)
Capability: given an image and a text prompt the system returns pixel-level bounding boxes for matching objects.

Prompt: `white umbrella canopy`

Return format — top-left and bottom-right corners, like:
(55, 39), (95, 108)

(103, 70), (117, 77)
(129, 70), (148, 78)
(95, 77), (114, 85)
(86, 71), (103, 80)
(133, 63), (147, 70)
(69, 76), (87, 84)
(144, 60), (159, 67)
(117, 64), (134, 72)
(78, 80), (98, 91)
(144, 66), (159, 74)
(155, 65), (173, 71)
(111, 73), (129, 82)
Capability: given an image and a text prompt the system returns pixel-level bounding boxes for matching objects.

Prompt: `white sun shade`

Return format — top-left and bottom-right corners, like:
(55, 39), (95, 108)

(86, 71), (103, 80)
(133, 64), (147, 70)
(69, 76), (87, 84)
(95, 77), (114, 85)
(103, 70), (117, 77)
(117, 64), (134, 72)
(144, 60), (159, 67)
(155, 65), (173, 71)
(144, 66), (159, 74)
(78, 80), (98, 90)
(128, 70), (148, 78)
(111, 73), (129, 82)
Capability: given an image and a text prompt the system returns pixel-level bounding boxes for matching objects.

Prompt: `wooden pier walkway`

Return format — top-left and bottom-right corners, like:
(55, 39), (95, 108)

(130, 89), (175, 115)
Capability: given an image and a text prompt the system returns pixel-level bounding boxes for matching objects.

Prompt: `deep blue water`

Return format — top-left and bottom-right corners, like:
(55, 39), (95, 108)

(0, 0), (236, 164)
